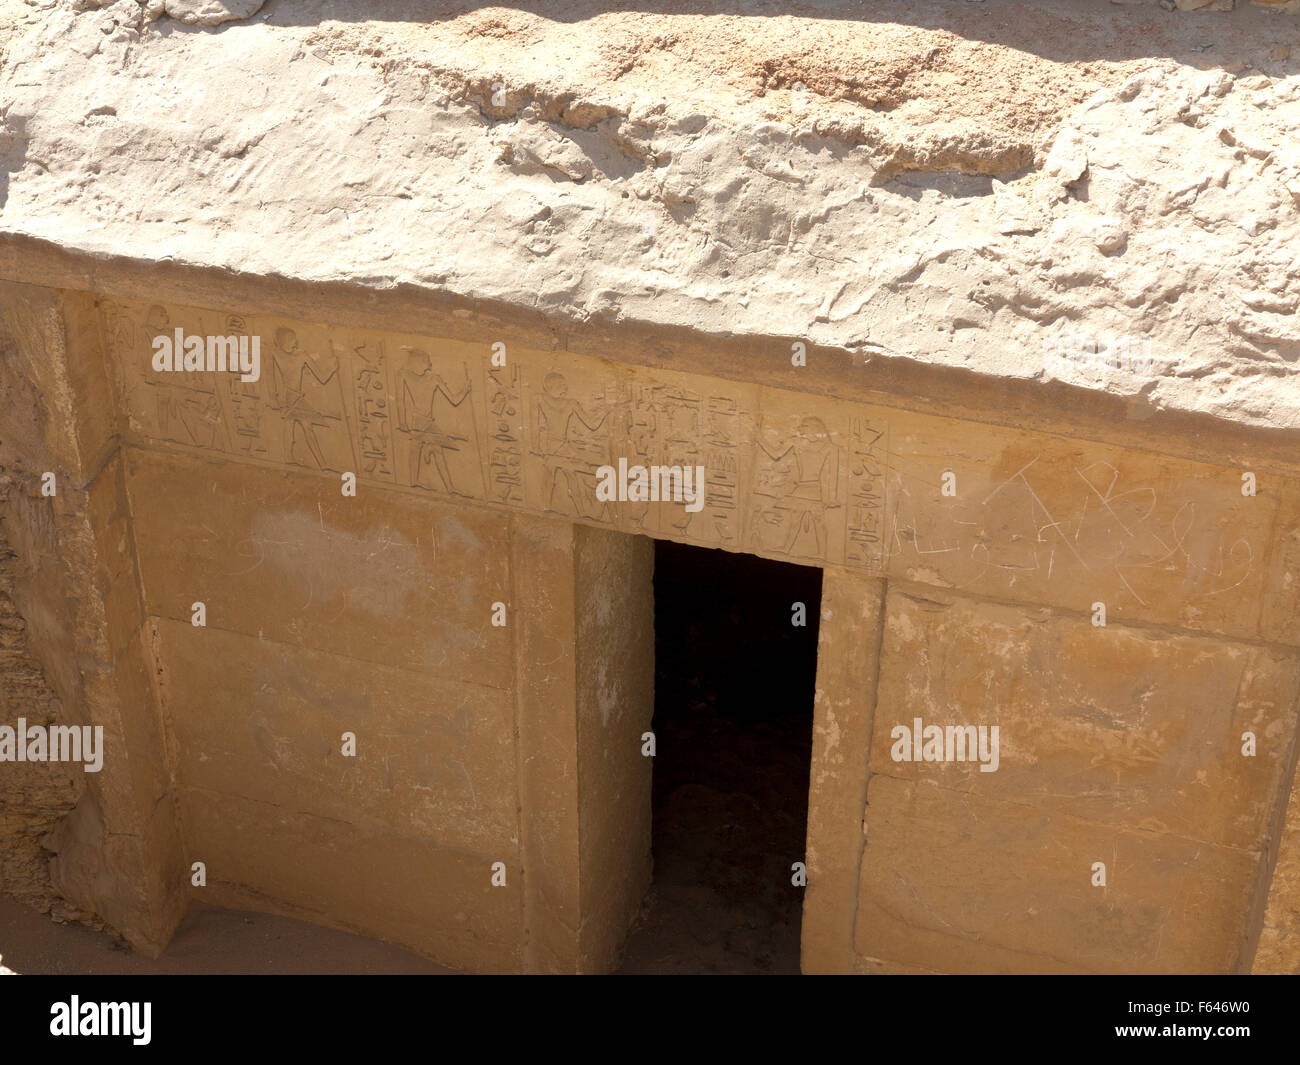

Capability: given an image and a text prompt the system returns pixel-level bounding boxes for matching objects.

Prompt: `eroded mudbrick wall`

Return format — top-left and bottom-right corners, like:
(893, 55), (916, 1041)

(0, 277), (1297, 973)
(0, 452), (85, 920)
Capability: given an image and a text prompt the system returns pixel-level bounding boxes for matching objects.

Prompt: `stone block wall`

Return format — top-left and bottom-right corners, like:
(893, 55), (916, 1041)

(135, 451), (525, 970)
(808, 585), (1299, 973)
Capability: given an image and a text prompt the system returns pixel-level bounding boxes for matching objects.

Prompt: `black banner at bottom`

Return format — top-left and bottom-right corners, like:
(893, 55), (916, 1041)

(0, 974), (1291, 1052)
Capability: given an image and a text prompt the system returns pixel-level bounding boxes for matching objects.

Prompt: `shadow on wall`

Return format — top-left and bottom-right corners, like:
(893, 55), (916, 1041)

(185, 0), (1296, 67)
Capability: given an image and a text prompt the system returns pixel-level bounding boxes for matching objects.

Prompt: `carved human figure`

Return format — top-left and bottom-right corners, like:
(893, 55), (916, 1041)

(395, 348), (473, 494)
(144, 304), (170, 340)
(269, 327), (347, 470)
(531, 371), (610, 517)
(755, 415), (840, 557)
(132, 304), (170, 379)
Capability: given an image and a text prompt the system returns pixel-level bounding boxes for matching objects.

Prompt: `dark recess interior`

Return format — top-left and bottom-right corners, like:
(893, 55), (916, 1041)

(618, 539), (822, 974)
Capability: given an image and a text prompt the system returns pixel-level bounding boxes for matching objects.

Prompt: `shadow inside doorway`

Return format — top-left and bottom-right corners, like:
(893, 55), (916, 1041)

(617, 539), (822, 974)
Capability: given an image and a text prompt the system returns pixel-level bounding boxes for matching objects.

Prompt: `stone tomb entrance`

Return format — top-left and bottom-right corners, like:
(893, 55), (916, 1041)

(4, 286), (1300, 975)
(618, 540), (822, 974)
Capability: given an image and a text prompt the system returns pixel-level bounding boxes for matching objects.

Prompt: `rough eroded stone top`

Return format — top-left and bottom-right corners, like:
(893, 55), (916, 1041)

(2, 0), (1299, 431)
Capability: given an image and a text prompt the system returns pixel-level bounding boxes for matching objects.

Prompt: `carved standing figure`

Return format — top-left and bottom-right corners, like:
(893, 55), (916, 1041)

(269, 327), (347, 471)
(754, 415), (840, 557)
(395, 348), (473, 494)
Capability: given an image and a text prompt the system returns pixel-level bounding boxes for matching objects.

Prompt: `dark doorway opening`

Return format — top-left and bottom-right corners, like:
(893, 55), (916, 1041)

(617, 539), (822, 974)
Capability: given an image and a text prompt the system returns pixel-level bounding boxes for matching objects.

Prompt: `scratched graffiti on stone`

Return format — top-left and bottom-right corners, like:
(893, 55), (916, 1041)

(886, 446), (1264, 630)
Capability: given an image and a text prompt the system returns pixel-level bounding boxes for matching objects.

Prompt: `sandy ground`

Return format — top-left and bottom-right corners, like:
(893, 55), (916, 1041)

(0, 896), (450, 975)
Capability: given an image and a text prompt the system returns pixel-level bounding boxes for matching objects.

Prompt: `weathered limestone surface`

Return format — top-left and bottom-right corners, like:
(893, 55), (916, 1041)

(0, 281), (186, 953)
(127, 447), (661, 969)
(184, 787), (523, 972)
(159, 618), (520, 856)
(574, 525), (654, 971)
(0, 310), (85, 919)
(855, 588), (1298, 973)
(1255, 759), (1300, 971)
(801, 569), (885, 974)
(512, 516), (654, 972)
(126, 448), (515, 689)
(856, 776), (1261, 973)
(509, 514), (582, 971)
(103, 460), (652, 970)
(873, 591), (1299, 846)
(3, 1), (1300, 432)
(802, 570), (1300, 974)
(125, 447), (526, 965)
